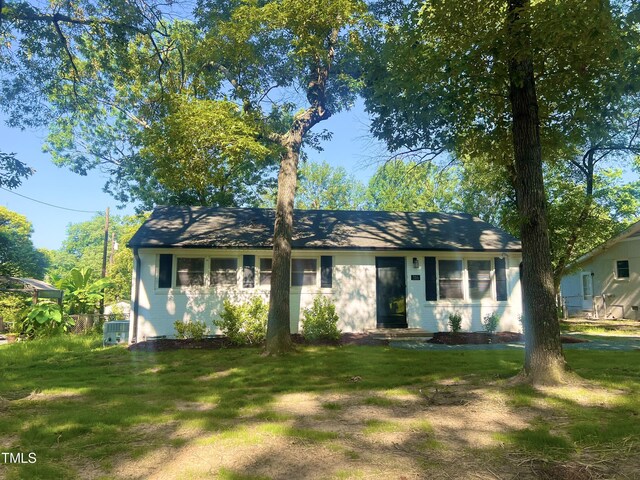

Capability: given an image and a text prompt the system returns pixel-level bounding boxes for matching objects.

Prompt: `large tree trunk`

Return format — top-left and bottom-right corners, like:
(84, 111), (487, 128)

(265, 109), (330, 354)
(507, 0), (569, 384)
(264, 29), (337, 355)
(266, 142), (300, 354)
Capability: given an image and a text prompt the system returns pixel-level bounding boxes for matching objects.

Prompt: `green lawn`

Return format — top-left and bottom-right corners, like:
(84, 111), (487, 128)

(0, 335), (638, 479)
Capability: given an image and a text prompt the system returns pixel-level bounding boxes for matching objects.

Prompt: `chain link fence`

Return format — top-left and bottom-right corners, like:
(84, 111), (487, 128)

(70, 314), (128, 334)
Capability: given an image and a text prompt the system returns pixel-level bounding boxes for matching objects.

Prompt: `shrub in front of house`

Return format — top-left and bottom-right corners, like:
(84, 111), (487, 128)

(173, 319), (210, 340)
(301, 296), (341, 342)
(215, 297), (268, 346)
(448, 312), (463, 333)
(482, 311), (499, 334)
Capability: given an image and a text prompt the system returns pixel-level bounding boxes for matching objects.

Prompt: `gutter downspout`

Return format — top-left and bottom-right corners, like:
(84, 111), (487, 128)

(132, 247), (141, 343)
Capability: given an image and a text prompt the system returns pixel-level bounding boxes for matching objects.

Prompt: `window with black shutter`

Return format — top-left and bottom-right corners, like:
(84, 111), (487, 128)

(438, 259), (463, 299)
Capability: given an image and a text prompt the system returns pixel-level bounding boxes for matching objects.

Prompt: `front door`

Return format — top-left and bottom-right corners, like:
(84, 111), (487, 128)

(375, 257), (407, 328)
(581, 272), (593, 311)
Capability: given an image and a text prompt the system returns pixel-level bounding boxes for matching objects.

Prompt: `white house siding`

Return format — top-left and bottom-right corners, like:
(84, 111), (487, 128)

(406, 252), (523, 333)
(561, 236), (640, 319)
(130, 248), (523, 341)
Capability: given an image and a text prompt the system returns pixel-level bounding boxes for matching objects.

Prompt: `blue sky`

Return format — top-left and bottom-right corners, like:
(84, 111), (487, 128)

(0, 100), (385, 250)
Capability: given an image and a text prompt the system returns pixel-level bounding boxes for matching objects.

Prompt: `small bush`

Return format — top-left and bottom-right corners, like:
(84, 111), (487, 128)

(19, 301), (75, 338)
(215, 297), (268, 346)
(174, 319), (210, 340)
(482, 311), (499, 334)
(448, 312), (462, 333)
(302, 296), (341, 342)
(0, 294), (30, 328)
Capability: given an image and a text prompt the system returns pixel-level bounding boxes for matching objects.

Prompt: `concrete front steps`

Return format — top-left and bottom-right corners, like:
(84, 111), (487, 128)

(367, 328), (433, 341)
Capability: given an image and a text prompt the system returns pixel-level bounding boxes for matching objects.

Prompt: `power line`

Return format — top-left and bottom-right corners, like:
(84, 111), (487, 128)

(0, 186), (101, 214)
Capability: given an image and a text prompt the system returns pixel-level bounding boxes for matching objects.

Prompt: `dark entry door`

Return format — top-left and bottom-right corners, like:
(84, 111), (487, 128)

(375, 257), (408, 328)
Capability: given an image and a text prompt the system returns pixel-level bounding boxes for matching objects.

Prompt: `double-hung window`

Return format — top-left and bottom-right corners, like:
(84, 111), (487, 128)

(259, 258), (272, 286)
(210, 258), (238, 286)
(438, 260), (463, 299)
(616, 260), (630, 279)
(176, 258), (205, 287)
(468, 260), (492, 299)
(292, 259), (317, 286)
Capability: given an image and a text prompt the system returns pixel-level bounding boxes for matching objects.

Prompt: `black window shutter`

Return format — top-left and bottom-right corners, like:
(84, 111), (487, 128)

(495, 257), (508, 301)
(425, 257), (437, 301)
(158, 254), (173, 288)
(243, 255), (255, 288)
(321, 256), (333, 288)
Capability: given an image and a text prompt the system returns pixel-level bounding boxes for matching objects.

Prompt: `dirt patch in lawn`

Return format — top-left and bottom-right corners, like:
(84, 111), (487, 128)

(428, 331), (588, 345)
(128, 333), (388, 352)
(104, 382), (636, 480)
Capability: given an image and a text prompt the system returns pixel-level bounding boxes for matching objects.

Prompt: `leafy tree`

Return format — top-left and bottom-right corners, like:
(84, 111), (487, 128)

(57, 267), (113, 314)
(363, 0), (639, 383)
(46, 213), (146, 301)
(366, 159), (459, 212)
(293, 161), (367, 210)
(0, 206), (48, 278)
(0, 152), (33, 189)
(2, 0), (368, 354)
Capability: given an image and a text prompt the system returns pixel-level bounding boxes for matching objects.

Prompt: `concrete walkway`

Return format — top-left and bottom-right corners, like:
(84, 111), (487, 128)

(390, 333), (640, 352)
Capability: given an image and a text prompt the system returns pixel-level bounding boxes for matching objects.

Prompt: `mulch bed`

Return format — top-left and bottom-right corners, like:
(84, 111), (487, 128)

(127, 332), (587, 351)
(128, 333), (388, 352)
(428, 331), (588, 345)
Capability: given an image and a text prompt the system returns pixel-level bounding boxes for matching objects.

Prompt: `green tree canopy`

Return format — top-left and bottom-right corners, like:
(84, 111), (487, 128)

(0, 206), (48, 278)
(0, 152), (33, 189)
(366, 159), (459, 212)
(294, 161), (367, 210)
(46, 212), (147, 301)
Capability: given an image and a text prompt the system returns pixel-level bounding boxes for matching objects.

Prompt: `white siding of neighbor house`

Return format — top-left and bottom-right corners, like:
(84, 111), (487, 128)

(560, 236), (640, 319)
(130, 248), (523, 341)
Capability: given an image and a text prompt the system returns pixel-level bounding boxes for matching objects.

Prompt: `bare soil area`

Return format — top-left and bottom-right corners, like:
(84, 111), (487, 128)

(110, 382), (637, 480)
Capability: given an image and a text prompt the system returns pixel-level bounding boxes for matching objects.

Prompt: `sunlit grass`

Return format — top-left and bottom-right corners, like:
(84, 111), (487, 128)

(0, 335), (638, 478)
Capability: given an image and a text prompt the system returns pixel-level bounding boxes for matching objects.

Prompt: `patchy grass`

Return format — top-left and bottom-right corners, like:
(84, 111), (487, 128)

(0, 335), (639, 479)
(560, 319), (640, 336)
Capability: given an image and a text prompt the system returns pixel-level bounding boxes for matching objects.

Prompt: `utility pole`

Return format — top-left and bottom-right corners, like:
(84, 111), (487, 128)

(100, 207), (109, 314)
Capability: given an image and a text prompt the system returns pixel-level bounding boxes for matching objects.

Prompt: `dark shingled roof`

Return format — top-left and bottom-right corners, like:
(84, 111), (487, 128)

(128, 206), (521, 252)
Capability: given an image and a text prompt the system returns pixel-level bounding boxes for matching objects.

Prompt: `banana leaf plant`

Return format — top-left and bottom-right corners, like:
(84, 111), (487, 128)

(57, 267), (114, 314)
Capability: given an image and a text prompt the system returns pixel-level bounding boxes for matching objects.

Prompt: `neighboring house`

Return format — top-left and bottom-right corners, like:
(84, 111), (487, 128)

(127, 206), (523, 342)
(560, 220), (640, 320)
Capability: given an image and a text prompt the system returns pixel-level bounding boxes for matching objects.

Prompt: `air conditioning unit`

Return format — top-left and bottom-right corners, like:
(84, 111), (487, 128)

(103, 321), (130, 346)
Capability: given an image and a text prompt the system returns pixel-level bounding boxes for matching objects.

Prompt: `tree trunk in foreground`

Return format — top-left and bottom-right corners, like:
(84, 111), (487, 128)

(264, 29), (337, 355)
(266, 110), (331, 354)
(507, 0), (569, 384)
(266, 143), (299, 355)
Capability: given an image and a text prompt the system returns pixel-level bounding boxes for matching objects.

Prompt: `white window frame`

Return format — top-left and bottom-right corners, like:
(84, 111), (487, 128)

(615, 259), (630, 280)
(291, 258), (318, 287)
(467, 259), (494, 300)
(437, 259), (465, 300)
(434, 257), (497, 302)
(210, 257), (239, 287)
(175, 256), (206, 288)
(258, 257), (273, 287)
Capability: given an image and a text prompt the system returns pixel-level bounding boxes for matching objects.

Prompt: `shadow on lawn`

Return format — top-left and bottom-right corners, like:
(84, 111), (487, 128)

(0, 338), (639, 479)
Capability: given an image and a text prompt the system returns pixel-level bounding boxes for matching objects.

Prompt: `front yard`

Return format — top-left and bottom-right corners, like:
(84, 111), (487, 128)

(0, 335), (639, 479)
